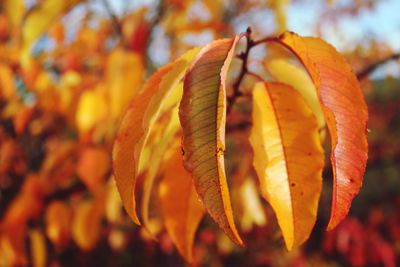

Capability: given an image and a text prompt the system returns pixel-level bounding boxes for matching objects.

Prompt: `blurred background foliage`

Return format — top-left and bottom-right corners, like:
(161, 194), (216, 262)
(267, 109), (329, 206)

(0, 0), (399, 266)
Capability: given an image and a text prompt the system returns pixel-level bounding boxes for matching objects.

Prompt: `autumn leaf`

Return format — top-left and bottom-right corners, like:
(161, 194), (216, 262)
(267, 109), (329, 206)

(76, 146), (110, 193)
(140, 100), (182, 235)
(106, 47), (144, 119)
(29, 229), (47, 267)
(266, 58), (325, 131)
(3, 0), (24, 28)
(75, 85), (108, 133)
(271, 0), (289, 33)
(158, 142), (205, 263)
(0, 176), (45, 266)
(21, 0), (82, 67)
(72, 198), (104, 251)
(179, 36), (244, 246)
(45, 201), (72, 247)
(105, 179), (123, 224)
(249, 82), (324, 250)
(238, 178), (267, 232)
(0, 63), (16, 100)
(274, 32), (368, 230)
(2, 0), (25, 27)
(112, 48), (199, 224)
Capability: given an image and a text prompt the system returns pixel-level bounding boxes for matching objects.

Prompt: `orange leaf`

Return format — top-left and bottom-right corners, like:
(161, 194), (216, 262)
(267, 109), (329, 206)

(21, 0), (82, 68)
(72, 198), (103, 251)
(45, 201), (72, 247)
(29, 229), (47, 267)
(159, 142), (204, 263)
(140, 104), (181, 236)
(112, 48), (199, 224)
(77, 147), (110, 192)
(179, 36), (244, 246)
(249, 82), (324, 249)
(106, 48), (144, 119)
(275, 32), (368, 230)
(0, 63), (16, 100)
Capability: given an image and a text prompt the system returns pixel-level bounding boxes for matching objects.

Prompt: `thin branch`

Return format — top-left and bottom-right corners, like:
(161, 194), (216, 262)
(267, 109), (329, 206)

(101, 0), (122, 36)
(227, 27), (253, 114)
(252, 36), (277, 46)
(357, 53), (400, 80)
(226, 30), (277, 114)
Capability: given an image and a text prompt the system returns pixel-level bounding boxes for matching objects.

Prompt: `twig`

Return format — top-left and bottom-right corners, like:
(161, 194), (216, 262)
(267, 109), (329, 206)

(357, 53), (400, 80)
(101, 0), (121, 36)
(227, 27), (253, 114)
(252, 36), (277, 46)
(227, 29), (275, 114)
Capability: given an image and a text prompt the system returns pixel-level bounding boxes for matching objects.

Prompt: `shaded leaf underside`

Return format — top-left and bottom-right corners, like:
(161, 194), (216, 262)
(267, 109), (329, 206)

(159, 142), (204, 263)
(179, 36), (243, 246)
(112, 48), (199, 224)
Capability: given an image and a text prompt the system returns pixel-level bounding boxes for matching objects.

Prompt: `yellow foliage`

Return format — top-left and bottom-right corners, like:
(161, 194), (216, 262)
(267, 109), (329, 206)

(29, 230), (47, 267)
(250, 82), (324, 250)
(106, 48), (144, 119)
(3, 0), (24, 28)
(21, 0), (82, 68)
(72, 198), (104, 251)
(75, 86), (108, 133)
(0, 63), (16, 100)
(266, 58), (325, 130)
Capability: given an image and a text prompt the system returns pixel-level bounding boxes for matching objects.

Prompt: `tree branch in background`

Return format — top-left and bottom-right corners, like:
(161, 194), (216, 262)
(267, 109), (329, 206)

(44, 181), (86, 204)
(226, 120), (251, 133)
(357, 53), (400, 80)
(101, 0), (121, 36)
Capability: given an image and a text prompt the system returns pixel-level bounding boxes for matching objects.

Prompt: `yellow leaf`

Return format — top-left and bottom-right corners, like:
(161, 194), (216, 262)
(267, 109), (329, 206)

(239, 178), (267, 232)
(21, 0), (81, 68)
(179, 36), (243, 246)
(249, 82), (324, 250)
(75, 86), (108, 133)
(0, 63), (16, 100)
(271, 0), (289, 33)
(266, 59), (325, 130)
(29, 229), (47, 267)
(34, 70), (54, 92)
(276, 32), (368, 230)
(105, 178), (123, 224)
(45, 201), (72, 247)
(72, 199), (103, 251)
(158, 142), (205, 263)
(76, 147), (110, 192)
(3, 0), (24, 28)
(140, 98), (182, 235)
(112, 48), (200, 225)
(106, 48), (144, 119)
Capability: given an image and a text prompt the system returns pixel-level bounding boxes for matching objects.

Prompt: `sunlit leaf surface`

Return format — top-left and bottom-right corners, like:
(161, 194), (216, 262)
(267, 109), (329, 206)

(276, 32), (368, 230)
(250, 82), (324, 250)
